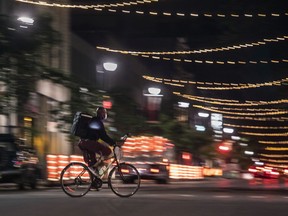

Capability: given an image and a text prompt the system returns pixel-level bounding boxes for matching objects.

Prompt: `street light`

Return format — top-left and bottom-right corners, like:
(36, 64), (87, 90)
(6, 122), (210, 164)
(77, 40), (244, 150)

(103, 62), (117, 71)
(17, 16), (34, 25)
(144, 87), (163, 121)
(144, 87), (163, 97)
(96, 61), (118, 90)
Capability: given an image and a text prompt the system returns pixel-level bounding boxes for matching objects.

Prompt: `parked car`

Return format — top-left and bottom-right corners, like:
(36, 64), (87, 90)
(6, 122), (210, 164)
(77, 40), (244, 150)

(0, 134), (41, 189)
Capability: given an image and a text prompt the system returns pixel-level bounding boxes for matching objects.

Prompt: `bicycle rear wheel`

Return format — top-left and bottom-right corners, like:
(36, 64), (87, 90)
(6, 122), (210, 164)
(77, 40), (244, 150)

(108, 163), (141, 197)
(60, 162), (92, 197)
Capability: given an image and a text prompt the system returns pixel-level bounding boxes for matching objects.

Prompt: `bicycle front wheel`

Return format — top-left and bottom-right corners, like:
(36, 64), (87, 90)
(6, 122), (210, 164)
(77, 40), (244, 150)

(108, 163), (141, 197)
(60, 162), (92, 197)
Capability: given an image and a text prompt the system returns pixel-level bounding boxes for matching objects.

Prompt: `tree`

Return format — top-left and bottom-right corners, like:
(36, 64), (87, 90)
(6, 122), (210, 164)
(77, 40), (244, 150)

(109, 88), (150, 138)
(0, 13), (66, 129)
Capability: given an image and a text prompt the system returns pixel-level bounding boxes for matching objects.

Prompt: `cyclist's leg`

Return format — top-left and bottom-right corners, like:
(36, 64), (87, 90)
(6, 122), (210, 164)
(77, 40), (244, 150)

(78, 140), (97, 167)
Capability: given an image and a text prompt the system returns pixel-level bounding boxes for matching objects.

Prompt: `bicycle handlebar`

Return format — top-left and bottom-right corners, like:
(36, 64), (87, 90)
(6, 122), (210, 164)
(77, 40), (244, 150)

(114, 133), (129, 147)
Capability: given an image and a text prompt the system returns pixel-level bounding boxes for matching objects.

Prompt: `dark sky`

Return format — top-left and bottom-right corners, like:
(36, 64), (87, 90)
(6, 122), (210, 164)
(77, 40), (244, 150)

(70, 0), (288, 98)
(70, 0), (288, 77)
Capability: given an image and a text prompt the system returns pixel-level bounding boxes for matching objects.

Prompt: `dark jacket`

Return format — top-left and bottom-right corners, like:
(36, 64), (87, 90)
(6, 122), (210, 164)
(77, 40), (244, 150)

(86, 117), (115, 146)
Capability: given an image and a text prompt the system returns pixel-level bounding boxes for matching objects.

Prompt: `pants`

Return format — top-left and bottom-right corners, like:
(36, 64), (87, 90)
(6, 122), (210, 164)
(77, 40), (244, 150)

(78, 140), (112, 167)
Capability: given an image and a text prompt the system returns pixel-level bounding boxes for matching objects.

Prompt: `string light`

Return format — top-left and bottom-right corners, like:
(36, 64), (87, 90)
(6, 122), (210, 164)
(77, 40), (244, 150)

(96, 35), (288, 56)
(143, 75), (287, 91)
(133, 56), (288, 64)
(265, 146), (288, 150)
(201, 107), (284, 112)
(260, 154), (288, 158)
(17, 0), (288, 20)
(193, 105), (288, 116)
(15, 0), (159, 9)
(224, 115), (288, 121)
(263, 163), (288, 168)
(224, 124), (288, 130)
(259, 158), (288, 163)
(240, 131), (288, 137)
(173, 92), (288, 107)
(259, 141), (288, 144)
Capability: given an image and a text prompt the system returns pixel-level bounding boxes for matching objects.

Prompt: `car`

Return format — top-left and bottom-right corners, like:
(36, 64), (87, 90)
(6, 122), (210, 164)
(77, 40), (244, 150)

(0, 134), (41, 189)
(133, 163), (170, 184)
(248, 165), (280, 179)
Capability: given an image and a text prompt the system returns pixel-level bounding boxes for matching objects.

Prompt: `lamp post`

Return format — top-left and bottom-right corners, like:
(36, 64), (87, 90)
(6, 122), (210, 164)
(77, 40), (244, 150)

(96, 61), (118, 91)
(143, 87), (163, 122)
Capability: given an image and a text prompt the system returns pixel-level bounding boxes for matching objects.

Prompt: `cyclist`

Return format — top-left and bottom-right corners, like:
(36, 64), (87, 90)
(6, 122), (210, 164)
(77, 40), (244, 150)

(78, 106), (116, 168)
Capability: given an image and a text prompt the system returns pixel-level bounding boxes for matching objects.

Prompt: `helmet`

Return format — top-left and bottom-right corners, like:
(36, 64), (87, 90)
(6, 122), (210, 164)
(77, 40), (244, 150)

(96, 106), (107, 120)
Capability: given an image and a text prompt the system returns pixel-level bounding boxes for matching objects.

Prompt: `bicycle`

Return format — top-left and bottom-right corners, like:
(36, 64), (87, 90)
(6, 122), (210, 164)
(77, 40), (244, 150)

(60, 135), (141, 198)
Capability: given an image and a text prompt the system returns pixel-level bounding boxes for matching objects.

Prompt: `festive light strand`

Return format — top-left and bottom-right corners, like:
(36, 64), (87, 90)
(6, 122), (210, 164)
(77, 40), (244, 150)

(260, 154), (288, 158)
(193, 105), (288, 116)
(259, 141), (288, 144)
(263, 163), (288, 168)
(173, 92), (288, 107)
(259, 158), (288, 163)
(240, 131), (288, 137)
(17, 0), (288, 19)
(134, 56), (288, 65)
(224, 124), (288, 130)
(143, 75), (288, 91)
(224, 115), (288, 121)
(15, 0), (158, 9)
(97, 35), (288, 56)
(215, 107), (285, 112)
(265, 146), (288, 150)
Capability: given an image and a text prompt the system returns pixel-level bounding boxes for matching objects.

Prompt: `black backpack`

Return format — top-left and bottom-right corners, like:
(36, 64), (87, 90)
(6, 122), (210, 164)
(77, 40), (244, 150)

(70, 112), (92, 138)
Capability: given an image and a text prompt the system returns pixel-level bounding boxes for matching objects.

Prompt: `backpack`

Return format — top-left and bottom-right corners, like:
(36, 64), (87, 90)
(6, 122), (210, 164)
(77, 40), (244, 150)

(70, 112), (92, 138)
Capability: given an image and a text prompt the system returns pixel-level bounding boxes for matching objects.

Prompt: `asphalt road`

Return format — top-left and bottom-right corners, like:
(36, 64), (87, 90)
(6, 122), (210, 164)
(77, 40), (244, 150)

(1, 178), (288, 216)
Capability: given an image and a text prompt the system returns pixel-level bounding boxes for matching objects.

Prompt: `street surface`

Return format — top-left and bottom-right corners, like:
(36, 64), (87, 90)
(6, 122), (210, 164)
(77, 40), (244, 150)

(1, 178), (288, 216)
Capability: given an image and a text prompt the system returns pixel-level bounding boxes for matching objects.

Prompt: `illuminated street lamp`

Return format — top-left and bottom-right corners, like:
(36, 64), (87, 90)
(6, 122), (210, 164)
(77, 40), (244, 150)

(144, 87), (163, 97)
(96, 61), (118, 90)
(103, 62), (117, 71)
(144, 87), (163, 121)
(17, 16), (34, 25)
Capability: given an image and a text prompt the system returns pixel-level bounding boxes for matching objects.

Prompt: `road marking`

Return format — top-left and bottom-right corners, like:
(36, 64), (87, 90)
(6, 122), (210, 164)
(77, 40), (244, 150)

(213, 195), (232, 198)
(179, 194), (196, 197)
(249, 196), (266, 199)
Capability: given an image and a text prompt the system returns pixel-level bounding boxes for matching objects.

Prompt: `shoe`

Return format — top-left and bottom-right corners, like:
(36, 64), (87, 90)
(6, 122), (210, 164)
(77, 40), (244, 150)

(90, 177), (102, 191)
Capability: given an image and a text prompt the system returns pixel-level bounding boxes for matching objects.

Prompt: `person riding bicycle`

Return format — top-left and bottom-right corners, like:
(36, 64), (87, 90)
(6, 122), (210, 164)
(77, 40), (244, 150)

(78, 106), (116, 168)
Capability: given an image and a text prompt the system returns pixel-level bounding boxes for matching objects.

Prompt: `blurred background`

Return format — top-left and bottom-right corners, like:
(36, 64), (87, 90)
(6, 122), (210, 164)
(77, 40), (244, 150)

(0, 0), (288, 187)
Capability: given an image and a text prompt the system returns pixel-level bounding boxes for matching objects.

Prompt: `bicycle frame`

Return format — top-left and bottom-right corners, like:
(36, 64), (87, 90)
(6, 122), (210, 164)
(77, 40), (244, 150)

(95, 145), (122, 180)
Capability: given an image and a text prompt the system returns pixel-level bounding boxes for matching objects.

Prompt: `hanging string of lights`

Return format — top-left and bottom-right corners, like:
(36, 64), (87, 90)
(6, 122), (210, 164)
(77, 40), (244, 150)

(260, 154), (288, 158)
(96, 35), (288, 56)
(17, 0), (288, 19)
(206, 106), (286, 112)
(240, 131), (288, 137)
(259, 141), (288, 144)
(224, 115), (288, 121)
(128, 56), (288, 65)
(143, 75), (287, 91)
(259, 158), (288, 163)
(224, 124), (288, 130)
(265, 146), (288, 150)
(15, 0), (159, 9)
(173, 92), (288, 107)
(193, 105), (288, 116)
(263, 163), (288, 168)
